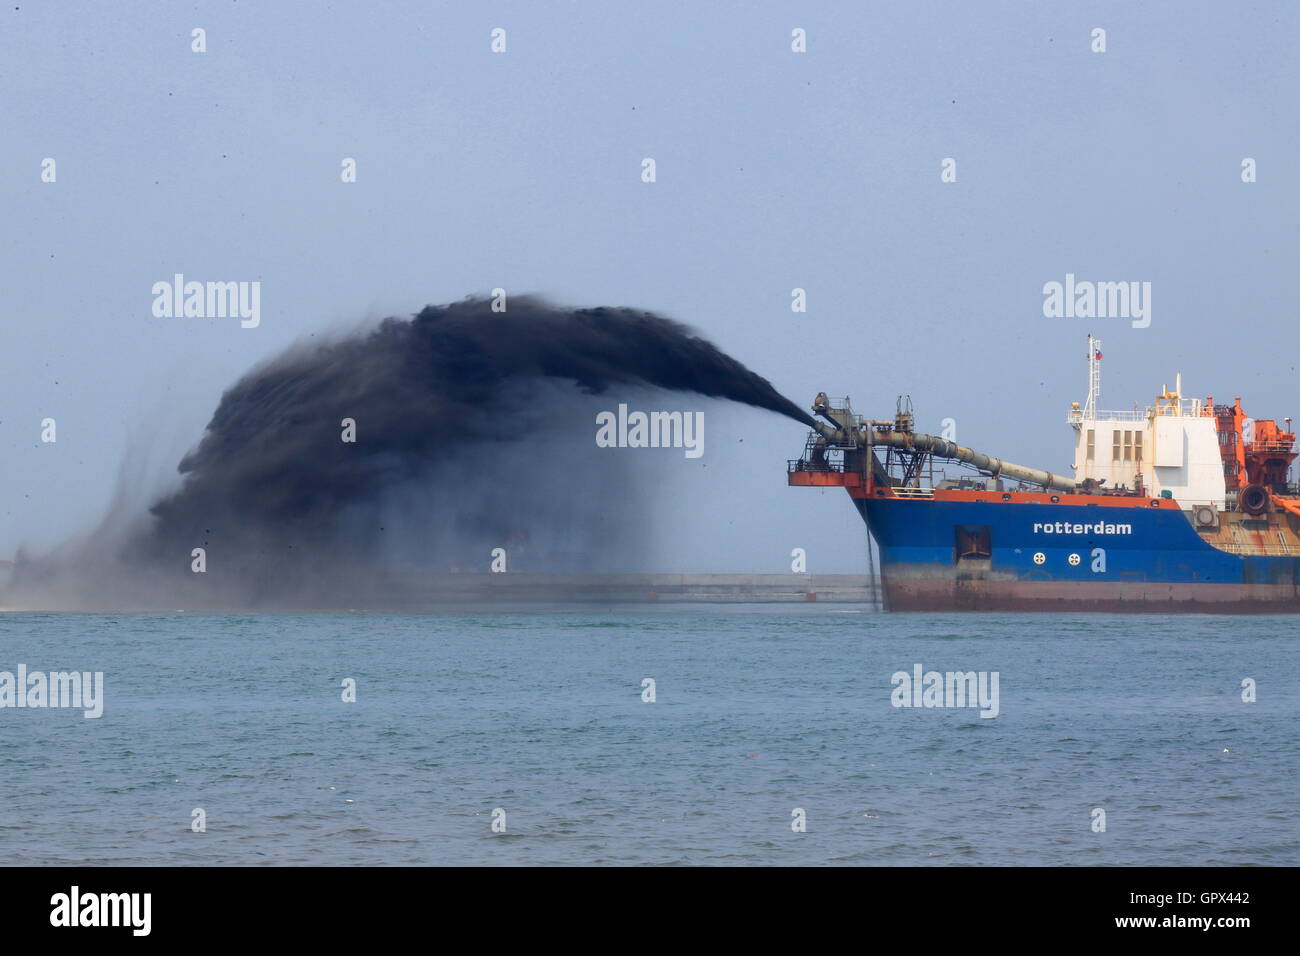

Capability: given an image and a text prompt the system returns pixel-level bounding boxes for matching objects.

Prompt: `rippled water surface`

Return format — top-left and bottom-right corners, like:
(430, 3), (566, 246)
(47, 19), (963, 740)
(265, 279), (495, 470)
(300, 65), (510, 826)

(0, 607), (1294, 865)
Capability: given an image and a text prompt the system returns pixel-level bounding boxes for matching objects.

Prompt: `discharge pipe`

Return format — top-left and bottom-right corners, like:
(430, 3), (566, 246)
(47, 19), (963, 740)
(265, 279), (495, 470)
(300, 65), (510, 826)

(871, 430), (1079, 492)
(808, 418), (1078, 492)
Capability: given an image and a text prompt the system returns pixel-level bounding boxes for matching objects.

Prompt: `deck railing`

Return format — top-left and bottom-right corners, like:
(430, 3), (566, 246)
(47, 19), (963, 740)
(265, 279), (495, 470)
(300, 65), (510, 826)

(1213, 542), (1294, 556)
(888, 487), (935, 498)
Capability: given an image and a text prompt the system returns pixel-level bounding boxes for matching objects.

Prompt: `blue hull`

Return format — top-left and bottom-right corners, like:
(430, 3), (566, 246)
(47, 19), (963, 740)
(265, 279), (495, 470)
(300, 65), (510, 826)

(856, 497), (1300, 612)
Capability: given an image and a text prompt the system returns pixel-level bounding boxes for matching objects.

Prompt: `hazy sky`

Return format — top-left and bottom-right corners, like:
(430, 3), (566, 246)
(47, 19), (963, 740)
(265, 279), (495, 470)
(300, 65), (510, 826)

(3, 1), (1297, 573)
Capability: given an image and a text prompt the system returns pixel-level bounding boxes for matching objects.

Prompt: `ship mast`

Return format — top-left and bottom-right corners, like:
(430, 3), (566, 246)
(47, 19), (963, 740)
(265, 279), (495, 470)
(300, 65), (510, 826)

(1083, 334), (1101, 419)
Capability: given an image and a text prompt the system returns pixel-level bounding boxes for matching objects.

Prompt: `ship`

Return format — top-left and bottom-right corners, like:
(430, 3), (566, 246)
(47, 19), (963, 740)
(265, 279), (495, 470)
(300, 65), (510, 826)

(788, 336), (1300, 612)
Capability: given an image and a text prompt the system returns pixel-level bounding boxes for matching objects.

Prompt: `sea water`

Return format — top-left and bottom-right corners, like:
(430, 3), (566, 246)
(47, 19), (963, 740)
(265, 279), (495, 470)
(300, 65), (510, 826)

(0, 607), (1294, 866)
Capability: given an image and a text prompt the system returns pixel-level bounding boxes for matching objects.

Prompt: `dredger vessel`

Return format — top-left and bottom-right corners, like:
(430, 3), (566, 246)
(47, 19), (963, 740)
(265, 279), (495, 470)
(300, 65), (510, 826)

(789, 337), (1300, 612)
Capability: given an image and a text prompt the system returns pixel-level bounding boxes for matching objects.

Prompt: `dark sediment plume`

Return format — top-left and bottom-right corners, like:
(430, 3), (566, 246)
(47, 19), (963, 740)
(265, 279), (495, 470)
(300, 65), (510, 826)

(8, 296), (814, 609)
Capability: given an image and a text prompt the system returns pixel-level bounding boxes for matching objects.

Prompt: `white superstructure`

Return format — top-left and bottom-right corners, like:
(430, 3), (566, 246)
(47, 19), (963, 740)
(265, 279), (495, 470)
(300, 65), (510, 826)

(1066, 336), (1226, 508)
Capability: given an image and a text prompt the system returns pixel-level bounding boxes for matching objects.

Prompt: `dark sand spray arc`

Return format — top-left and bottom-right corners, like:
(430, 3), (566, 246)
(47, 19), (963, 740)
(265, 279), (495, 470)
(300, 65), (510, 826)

(8, 297), (814, 609)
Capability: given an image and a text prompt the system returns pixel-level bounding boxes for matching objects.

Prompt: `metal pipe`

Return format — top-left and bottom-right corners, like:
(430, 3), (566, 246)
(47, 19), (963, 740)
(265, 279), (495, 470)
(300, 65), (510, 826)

(871, 430), (1079, 492)
(810, 420), (840, 440)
